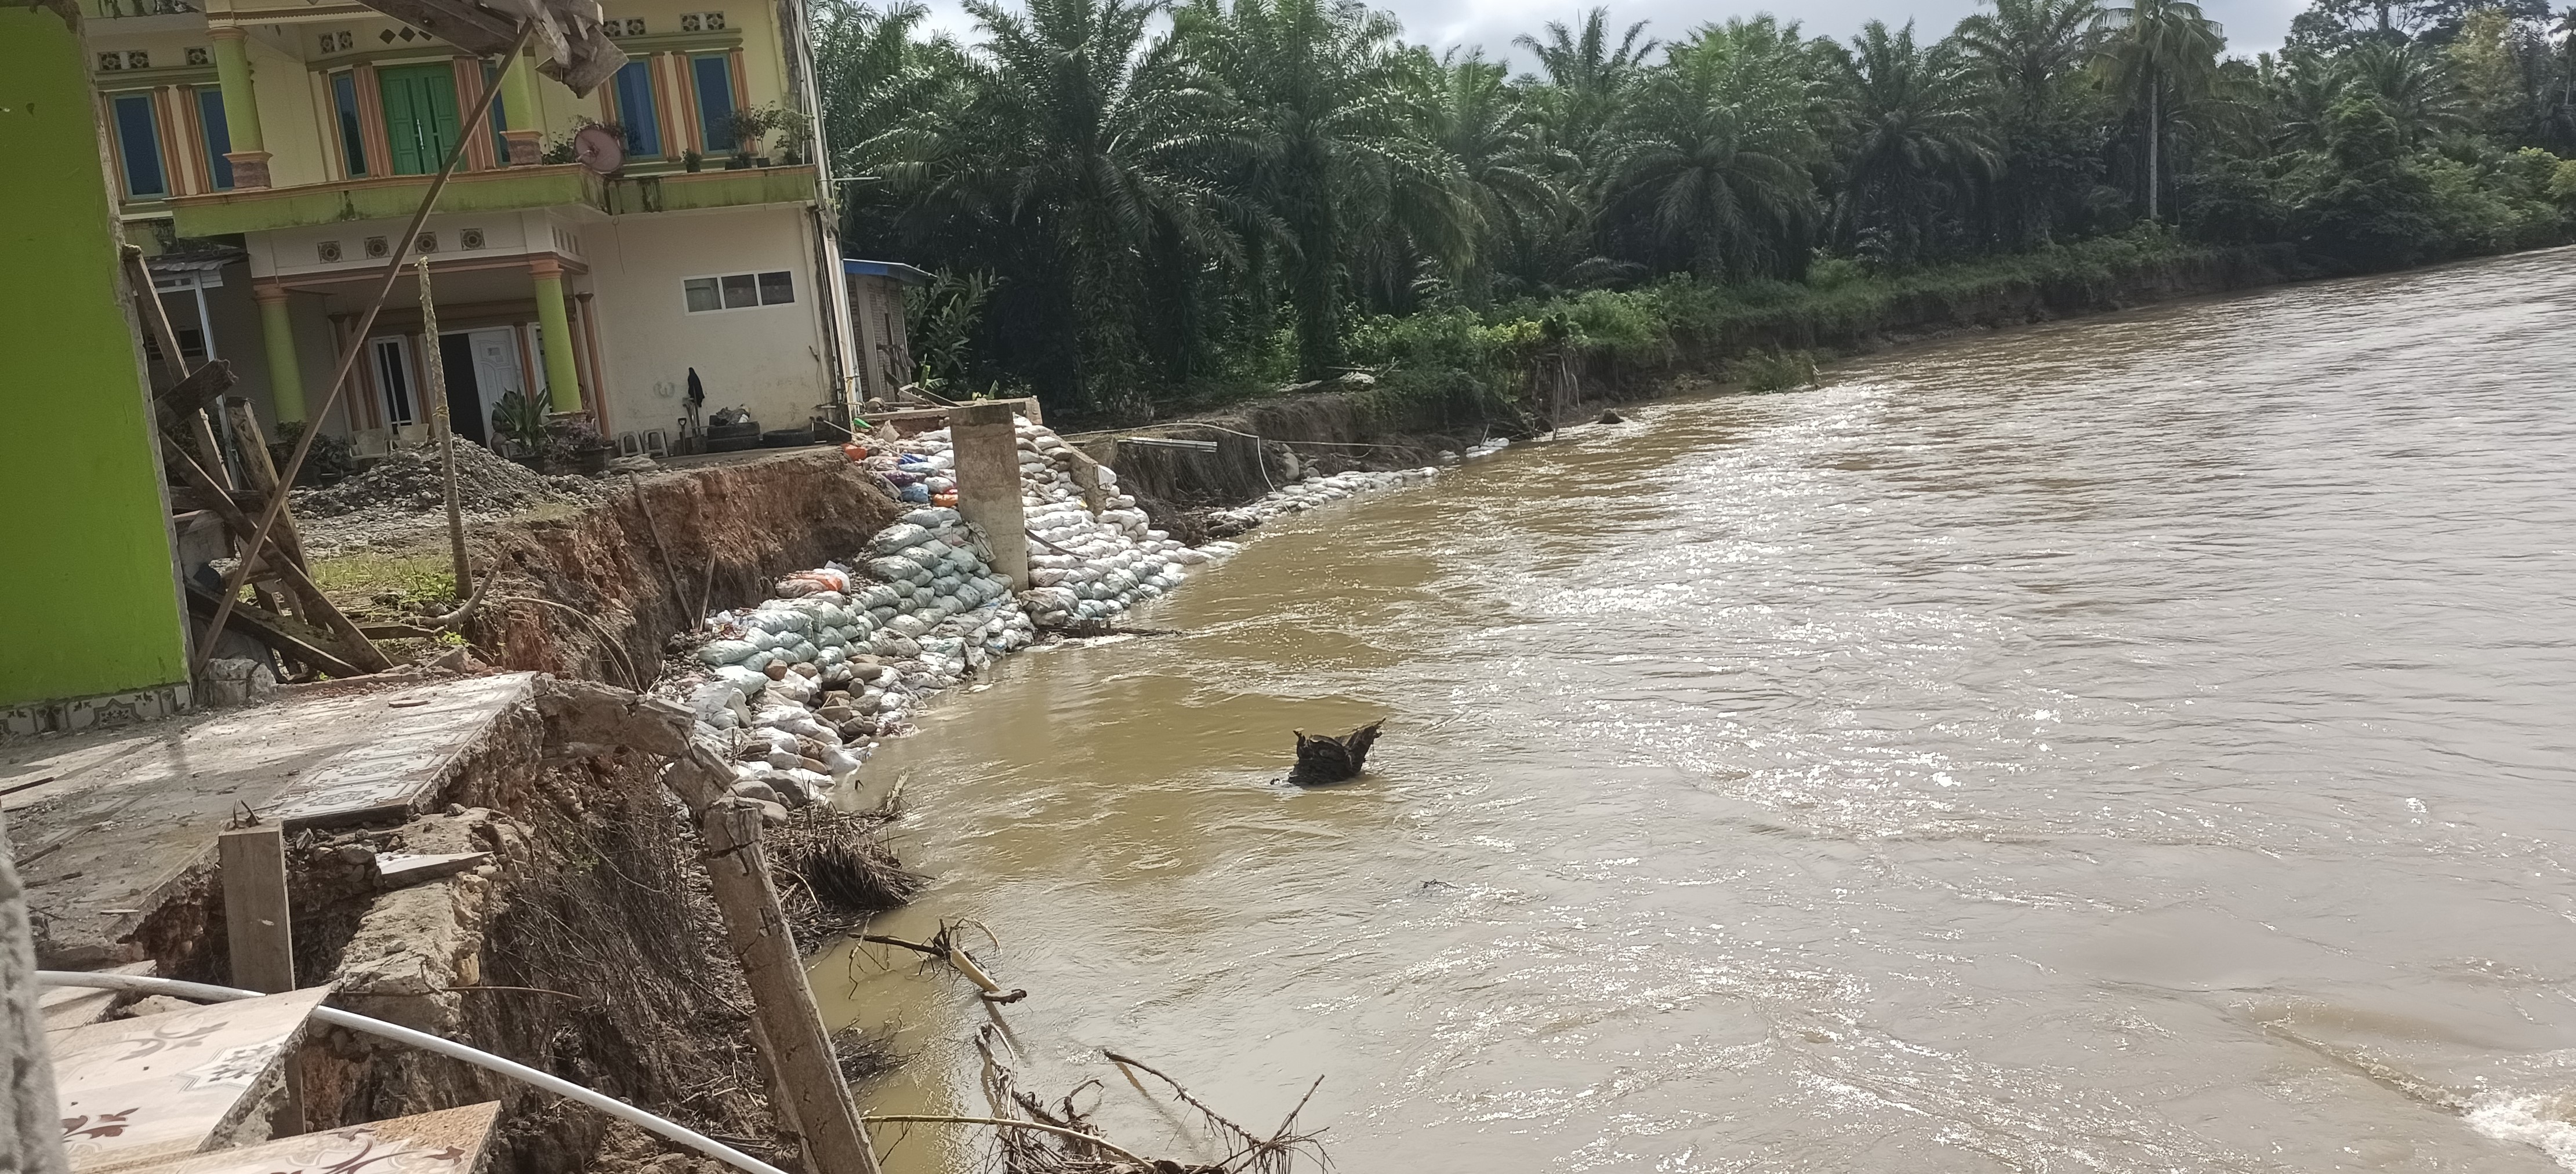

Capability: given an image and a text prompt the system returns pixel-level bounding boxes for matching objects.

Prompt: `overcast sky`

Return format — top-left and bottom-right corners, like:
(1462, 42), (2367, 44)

(909, 0), (2306, 67)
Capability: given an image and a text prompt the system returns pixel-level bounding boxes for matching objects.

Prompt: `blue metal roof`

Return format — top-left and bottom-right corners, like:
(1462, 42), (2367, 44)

(841, 259), (933, 285)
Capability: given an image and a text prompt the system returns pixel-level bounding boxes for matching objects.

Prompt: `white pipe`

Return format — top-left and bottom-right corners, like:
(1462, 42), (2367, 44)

(36, 971), (792, 1174)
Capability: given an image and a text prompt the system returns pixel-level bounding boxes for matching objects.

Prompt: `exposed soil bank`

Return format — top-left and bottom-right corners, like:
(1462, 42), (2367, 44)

(466, 450), (904, 687)
(97, 452), (922, 1173)
(1097, 243), (2302, 528)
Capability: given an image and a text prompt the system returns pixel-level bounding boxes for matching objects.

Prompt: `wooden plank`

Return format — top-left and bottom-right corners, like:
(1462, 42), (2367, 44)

(182, 584), (367, 681)
(160, 359), (237, 417)
(217, 400), (335, 631)
(162, 446), (386, 675)
(218, 826), (294, 994)
(50, 987), (332, 1173)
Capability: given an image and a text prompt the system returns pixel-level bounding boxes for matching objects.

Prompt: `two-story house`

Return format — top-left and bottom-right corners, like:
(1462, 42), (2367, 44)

(86, 0), (855, 457)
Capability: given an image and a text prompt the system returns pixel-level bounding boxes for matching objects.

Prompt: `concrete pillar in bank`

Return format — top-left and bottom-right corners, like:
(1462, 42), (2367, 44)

(949, 401), (1029, 590)
(529, 258), (582, 413)
(253, 283), (305, 423)
(498, 49), (542, 166)
(209, 28), (269, 188)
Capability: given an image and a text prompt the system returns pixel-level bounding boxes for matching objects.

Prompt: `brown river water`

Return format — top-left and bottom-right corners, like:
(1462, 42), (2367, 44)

(821, 248), (2576, 1172)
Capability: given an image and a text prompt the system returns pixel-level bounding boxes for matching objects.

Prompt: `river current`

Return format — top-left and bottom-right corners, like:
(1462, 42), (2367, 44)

(825, 248), (2576, 1172)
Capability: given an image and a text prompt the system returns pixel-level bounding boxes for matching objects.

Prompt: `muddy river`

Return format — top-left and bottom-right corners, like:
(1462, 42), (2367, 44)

(822, 248), (2576, 1172)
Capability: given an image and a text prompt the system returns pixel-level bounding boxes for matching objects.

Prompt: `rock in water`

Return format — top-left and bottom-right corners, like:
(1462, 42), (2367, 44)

(1288, 720), (1383, 786)
(1598, 409), (1626, 424)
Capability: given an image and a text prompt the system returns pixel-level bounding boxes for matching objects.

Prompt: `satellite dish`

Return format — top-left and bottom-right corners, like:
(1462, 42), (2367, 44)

(573, 123), (625, 175)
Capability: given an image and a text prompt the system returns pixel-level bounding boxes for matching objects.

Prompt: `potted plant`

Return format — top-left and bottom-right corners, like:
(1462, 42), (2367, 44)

(763, 105), (810, 168)
(544, 414), (612, 475)
(489, 390), (552, 467)
(682, 149), (703, 173)
(727, 106), (772, 168)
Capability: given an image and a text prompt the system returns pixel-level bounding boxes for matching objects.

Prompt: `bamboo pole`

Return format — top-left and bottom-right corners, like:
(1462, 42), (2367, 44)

(191, 22), (535, 677)
(418, 260), (472, 596)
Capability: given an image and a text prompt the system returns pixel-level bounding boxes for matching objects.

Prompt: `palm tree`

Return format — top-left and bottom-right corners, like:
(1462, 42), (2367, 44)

(1600, 18), (1824, 278)
(1833, 21), (1999, 266)
(1411, 49), (1570, 300)
(2093, 0), (2226, 220)
(946, 0), (1253, 410)
(1954, 0), (2100, 118)
(1178, 0), (1465, 377)
(2338, 39), (2469, 147)
(1515, 7), (1659, 170)
(812, 2), (973, 229)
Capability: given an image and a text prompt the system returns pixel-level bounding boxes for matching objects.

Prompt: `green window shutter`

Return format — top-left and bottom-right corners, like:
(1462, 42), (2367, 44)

(379, 64), (462, 176)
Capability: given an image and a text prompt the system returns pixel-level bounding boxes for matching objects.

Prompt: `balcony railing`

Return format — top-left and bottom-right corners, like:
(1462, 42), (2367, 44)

(90, 0), (197, 18)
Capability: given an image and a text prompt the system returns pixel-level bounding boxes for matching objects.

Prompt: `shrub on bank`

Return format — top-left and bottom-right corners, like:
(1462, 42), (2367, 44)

(1338, 231), (2237, 425)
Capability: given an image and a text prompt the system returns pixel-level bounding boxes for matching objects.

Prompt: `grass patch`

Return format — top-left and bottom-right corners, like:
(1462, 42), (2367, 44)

(1731, 348), (1819, 391)
(310, 551), (456, 619)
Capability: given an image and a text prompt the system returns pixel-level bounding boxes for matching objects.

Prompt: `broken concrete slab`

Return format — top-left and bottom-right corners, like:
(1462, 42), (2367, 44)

(100, 1102), (499, 1174)
(50, 986), (331, 1171)
(372, 852), (492, 891)
(38, 961), (157, 1031)
(2, 674), (536, 967)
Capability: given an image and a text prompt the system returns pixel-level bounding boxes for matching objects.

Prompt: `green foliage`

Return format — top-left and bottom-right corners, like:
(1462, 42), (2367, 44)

(489, 390), (551, 460)
(807, 0), (2576, 421)
(1733, 348), (1821, 391)
(901, 268), (998, 395)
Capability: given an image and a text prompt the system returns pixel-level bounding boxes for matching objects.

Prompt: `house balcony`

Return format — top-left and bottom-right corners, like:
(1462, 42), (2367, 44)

(167, 163), (819, 238)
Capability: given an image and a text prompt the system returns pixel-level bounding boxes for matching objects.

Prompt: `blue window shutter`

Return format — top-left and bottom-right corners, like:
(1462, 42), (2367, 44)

(333, 72), (369, 177)
(113, 93), (166, 198)
(196, 88), (234, 190)
(692, 55), (735, 152)
(615, 60), (662, 157)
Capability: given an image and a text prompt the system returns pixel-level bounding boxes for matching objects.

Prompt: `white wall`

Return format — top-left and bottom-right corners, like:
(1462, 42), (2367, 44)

(582, 204), (830, 441)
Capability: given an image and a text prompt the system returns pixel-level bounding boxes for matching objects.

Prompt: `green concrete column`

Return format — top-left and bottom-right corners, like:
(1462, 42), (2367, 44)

(209, 28), (270, 187)
(497, 49), (542, 165)
(500, 49), (540, 131)
(531, 260), (581, 412)
(253, 283), (306, 423)
(209, 29), (262, 151)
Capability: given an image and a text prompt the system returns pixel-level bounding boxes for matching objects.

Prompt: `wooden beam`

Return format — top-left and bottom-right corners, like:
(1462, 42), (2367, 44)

(219, 824), (296, 993)
(162, 357), (239, 416)
(220, 397), (394, 673)
(184, 583), (368, 679)
(166, 446), (391, 670)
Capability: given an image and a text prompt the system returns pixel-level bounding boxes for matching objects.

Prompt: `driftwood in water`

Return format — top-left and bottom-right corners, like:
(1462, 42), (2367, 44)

(1288, 720), (1383, 786)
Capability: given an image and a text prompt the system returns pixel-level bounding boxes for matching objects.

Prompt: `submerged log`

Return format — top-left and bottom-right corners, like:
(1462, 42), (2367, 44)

(1288, 720), (1383, 786)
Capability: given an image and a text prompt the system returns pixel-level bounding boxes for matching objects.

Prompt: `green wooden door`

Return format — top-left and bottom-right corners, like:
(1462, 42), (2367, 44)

(378, 64), (462, 175)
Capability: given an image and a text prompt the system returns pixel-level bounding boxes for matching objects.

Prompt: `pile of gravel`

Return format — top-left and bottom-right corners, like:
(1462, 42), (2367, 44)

(295, 439), (583, 519)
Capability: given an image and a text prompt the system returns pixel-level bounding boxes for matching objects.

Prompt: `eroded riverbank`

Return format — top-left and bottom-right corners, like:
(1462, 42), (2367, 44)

(818, 249), (2576, 1173)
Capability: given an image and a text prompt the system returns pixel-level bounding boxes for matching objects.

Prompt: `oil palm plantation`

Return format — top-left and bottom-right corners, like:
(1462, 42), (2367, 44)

(1409, 50), (1570, 301)
(1600, 18), (1825, 278)
(1833, 20), (2000, 264)
(1178, 0), (1465, 376)
(2337, 39), (2470, 147)
(944, 0), (1251, 409)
